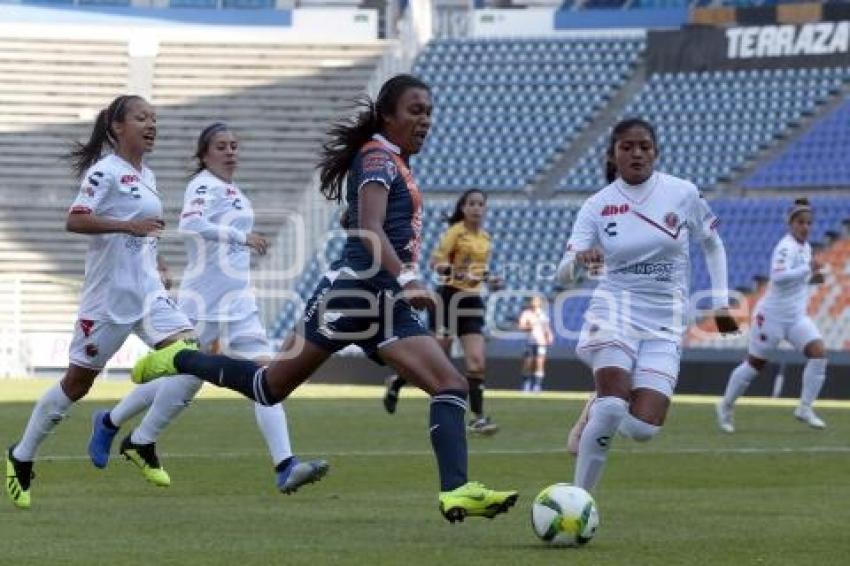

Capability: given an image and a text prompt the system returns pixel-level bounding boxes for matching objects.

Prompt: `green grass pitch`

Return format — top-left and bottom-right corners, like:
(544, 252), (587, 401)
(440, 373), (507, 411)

(1, 382), (848, 565)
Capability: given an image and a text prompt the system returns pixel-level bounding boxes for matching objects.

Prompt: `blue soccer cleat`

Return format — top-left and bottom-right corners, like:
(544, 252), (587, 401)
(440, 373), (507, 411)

(88, 410), (119, 469)
(276, 457), (330, 494)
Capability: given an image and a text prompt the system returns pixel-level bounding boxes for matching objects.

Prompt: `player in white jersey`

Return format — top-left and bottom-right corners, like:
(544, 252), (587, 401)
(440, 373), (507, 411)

(717, 198), (828, 432)
(90, 123), (329, 492)
(518, 295), (553, 393)
(5, 95), (201, 510)
(556, 118), (739, 494)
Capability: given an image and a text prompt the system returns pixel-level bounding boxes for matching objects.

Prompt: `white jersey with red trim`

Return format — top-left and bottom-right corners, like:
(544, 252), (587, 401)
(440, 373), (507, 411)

(756, 234), (812, 324)
(69, 154), (167, 324)
(566, 172), (719, 342)
(177, 169), (257, 321)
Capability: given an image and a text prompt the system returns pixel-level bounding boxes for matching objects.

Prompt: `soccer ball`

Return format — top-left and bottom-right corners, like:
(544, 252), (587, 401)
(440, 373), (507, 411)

(531, 483), (599, 547)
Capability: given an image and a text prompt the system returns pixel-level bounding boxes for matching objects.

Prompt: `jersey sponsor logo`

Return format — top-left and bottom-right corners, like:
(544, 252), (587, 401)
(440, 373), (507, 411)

(613, 262), (674, 281)
(601, 204), (630, 217)
(87, 171), (104, 186)
(664, 212), (680, 230)
(726, 22), (850, 60)
(120, 174), (140, 185)
(79, 319), (95, 337)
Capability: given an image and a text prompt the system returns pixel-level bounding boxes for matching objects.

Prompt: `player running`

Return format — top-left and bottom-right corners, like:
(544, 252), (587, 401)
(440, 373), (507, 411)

(557, 118), (739, 493)
(716, 198), (828, 432)
(6, 95), (198, 509)
(128, 75), (518, 523)
(87, 123), (328, 493)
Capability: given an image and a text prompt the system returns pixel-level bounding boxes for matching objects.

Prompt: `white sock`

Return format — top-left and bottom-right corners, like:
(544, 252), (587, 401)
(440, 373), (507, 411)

(574, 396), (627, 492)
(800, 358), (827, 407)
(618, 413), (661, 442)
(254, 402), (293, 466)
(109, 380), (162, 427)
(722, 361), (759, 408)
(13, 383), (73, 461)
(131, 375), (202, 445)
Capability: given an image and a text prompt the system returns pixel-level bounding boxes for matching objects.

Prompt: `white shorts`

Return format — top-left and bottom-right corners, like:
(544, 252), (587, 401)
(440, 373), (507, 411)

(192, 313), (271, 361)
(69, 297), (194, 370)
(748, 311), (822, 359)
(576, 323), (681, 398)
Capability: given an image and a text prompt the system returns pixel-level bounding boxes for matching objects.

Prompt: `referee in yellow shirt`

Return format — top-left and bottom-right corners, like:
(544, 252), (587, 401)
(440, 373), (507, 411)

(384, 189), (501, 435)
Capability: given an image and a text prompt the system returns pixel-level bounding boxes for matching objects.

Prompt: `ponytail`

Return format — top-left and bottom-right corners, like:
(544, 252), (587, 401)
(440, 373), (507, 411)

(317, 96), (380, 203)
(316, 74), (430, 203)
(66, 94), (142, 179)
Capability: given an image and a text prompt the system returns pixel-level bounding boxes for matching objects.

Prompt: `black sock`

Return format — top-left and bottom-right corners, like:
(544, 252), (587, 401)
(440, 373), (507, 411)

(174, 350), (277, 405)
(274, 456), (294, 473)
(430, 389), (468, 491)
(467, 375), (484, 417)
(103, 412), (118, 430)
(389, 376), (406, 395)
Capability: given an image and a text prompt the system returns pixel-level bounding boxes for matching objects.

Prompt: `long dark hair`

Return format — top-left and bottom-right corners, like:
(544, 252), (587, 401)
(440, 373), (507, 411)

(67, 94), (144, 179)
(317, 74), (430, 203)
(604, 117), (658, 183)
(447, 189), (486, 225)
(193, 122), (231, 175)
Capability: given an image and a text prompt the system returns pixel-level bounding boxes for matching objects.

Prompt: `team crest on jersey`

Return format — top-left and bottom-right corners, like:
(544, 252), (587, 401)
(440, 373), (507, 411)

(79, 319), (95, 337)
(664, 212), (680, 229)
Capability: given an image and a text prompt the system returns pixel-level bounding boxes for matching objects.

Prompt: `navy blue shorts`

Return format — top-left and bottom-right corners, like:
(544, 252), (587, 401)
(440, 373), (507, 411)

(300, 272), (429, 363)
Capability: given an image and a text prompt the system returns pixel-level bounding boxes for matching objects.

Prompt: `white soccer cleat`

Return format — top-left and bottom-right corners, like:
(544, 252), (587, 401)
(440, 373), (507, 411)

(794, 406), (826, 429)
(715, 401), (735, 434)
(567, 393), (595, 455)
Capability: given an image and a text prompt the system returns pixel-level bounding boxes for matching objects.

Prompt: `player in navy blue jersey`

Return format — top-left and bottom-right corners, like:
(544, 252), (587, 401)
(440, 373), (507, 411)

(129, 74), (518, 523)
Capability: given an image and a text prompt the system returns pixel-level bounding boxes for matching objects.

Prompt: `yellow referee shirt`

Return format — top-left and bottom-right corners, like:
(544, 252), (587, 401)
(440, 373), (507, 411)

(431, 222), (491, 291)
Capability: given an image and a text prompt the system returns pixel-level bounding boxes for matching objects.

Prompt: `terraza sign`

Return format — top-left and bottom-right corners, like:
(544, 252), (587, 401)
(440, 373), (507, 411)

(726, 22), (849, 59)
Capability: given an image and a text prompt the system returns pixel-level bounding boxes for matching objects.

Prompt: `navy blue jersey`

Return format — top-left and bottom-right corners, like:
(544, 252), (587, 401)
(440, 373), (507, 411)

(341, 135), (422, 285)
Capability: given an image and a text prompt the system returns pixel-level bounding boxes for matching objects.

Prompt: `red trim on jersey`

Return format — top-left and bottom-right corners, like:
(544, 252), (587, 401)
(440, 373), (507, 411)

(632, 211), (684, 240)
(360, 140), (423, 262)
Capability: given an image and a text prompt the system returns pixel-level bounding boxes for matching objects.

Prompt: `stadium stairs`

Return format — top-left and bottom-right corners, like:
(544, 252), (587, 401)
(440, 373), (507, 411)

(0, 35), (387, 333)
